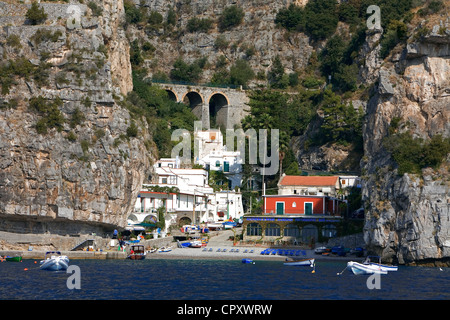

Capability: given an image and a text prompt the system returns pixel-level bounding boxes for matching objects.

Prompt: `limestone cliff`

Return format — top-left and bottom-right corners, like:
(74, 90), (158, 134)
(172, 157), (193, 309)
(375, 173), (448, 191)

(129, 0), (312, 85)
(362, 20), (450, 266)
(0, 0), (153, 235)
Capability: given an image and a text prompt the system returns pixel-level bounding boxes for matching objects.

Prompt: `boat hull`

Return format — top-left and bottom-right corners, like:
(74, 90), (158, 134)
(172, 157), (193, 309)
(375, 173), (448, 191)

(284, 258), (315, 267)
(347, 261), (387, 275)
(40, 257), (69, 271)
(127, 254), (145, 260)
(5, 256), (22, 262)
(369, 263), (398, 272)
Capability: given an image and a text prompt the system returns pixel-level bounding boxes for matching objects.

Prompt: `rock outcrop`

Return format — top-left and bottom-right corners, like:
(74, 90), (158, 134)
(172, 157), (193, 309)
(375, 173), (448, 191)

(0, 1), (153, 235)
(130, 0), (313, 84)
(362, 24), (450, 266)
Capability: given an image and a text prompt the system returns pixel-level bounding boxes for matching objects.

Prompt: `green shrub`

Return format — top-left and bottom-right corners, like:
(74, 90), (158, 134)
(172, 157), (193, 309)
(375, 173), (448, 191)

(26, 2), (47, 25)
(214, 35), (229, 51)
(380, 20), (408, 59)
(167, 7), (176, 26)
(88, 1), (102, 17)
(124, 0), (142, 25)
(268, 56), (287, 89)
(66, 131), (77, 142)
(126, 121), (138, 138)
(186, 17), (213, 33)
(383, 132), (450, 175)
(275, 4), (304, 31)
(170, 58), (204, 83)
(302, 76), (323, 89)
(148, 11), (163, 26)
(6, 35), (22, 49)
(31, 29), (63, 45)
(29, 96), (65, 134)
(219, 5), (245, 31)
(70, 107), (86, 128)
(229, 59), (254, 88)
(303, 0), (339, 40)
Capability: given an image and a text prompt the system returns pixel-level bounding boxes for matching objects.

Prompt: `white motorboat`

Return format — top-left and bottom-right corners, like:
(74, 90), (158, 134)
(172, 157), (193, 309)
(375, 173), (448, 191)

(347, 261), (387, 275)
(284, 258), (315, 267)
(314, 246), (328, 254)
(364, 256), (398, 272)
(157, 247), (172, 253)
(190, 240), (202, 248)
(40, 251), (69, 271)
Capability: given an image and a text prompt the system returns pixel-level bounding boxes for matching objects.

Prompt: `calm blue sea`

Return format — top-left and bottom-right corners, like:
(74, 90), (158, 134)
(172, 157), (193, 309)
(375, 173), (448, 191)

(0, 258), (448, 300)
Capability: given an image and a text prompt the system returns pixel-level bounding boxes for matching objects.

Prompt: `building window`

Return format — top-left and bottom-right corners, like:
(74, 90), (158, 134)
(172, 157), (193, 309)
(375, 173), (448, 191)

(265, 223), (280, 237)
(322, 225), (337, 238)
(300, 224), (318, 243)
(168, 176), (177, 185)
(284, 224), (300, 237)
(292, 202), (296, 208)
(246, 223), (262, 236)
(161, 177), (167, 184)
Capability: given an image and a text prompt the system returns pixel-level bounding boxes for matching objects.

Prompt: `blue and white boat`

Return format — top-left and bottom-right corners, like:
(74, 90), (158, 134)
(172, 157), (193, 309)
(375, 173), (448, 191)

(365, 256), (398, 272)
(40, 251), (69, 271)
(347, 256), (397, 275)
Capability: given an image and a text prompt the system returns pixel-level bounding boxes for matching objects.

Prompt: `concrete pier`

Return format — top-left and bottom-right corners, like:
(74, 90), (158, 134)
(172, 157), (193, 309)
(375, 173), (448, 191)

(0, 250), (127, 260)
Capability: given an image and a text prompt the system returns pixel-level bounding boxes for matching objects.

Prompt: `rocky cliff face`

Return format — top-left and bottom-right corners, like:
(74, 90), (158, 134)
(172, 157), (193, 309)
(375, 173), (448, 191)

(362, 22), (450, 266)
(130, 0), (312, 84)
(0, 0), (153, 235)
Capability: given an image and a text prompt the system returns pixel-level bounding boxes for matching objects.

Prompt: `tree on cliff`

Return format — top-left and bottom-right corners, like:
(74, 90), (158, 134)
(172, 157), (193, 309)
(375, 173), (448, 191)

(26, 2), (47, 25)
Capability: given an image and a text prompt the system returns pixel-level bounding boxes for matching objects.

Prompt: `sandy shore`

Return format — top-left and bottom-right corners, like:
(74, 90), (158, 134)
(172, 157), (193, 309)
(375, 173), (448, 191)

(144, 246), (356, 262)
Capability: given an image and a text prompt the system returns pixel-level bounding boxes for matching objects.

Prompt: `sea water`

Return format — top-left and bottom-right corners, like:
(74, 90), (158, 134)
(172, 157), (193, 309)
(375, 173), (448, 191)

(0, 259), (448, 300)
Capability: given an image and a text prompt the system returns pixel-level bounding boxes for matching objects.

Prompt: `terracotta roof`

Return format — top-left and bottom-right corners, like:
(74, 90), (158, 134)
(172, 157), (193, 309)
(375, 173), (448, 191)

(279, 175), (339, 186)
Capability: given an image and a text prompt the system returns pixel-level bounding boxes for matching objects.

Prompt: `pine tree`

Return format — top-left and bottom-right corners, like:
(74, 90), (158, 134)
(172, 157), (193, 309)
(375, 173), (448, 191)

(26, 2), (47, 25)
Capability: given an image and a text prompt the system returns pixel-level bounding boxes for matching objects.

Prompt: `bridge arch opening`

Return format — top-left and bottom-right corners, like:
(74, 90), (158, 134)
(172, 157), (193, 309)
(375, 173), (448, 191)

(183, 91), (204, 119)
(165, 90), (178, 102)
(209, 93), (229, 129)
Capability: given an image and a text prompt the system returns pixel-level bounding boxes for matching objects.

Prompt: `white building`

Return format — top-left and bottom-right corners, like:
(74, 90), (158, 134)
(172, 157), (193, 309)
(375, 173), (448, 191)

(131, 158), (244, 231)
(194, 129), (243, 189)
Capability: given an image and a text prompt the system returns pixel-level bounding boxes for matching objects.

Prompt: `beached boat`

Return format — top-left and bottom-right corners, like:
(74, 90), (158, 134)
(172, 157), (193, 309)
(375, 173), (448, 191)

(206, 222), (222, 230)
(190, 240), (202, 248)
(40, 251), (69, 271)
(158, 247), (172, 253)
(5, 256), (22, 262)
(314, 246), (328, 254)
(284, 258), (315, 267)
(127, 245), (146, 260)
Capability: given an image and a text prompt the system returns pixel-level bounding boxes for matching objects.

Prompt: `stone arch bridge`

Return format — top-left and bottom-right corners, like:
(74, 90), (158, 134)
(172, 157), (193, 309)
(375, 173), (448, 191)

(158, 83), (249, 129)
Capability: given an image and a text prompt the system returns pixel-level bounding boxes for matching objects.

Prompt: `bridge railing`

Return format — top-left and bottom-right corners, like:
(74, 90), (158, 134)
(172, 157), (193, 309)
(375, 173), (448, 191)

(152, 79), (242, 90)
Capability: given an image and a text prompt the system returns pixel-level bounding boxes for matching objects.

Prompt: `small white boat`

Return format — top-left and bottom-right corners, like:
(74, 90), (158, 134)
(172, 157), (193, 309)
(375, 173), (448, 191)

(314, 246), (328, 254)
(284, 258), (315, 267)
(40, 251), (69, 271)
(364, 256), (398, 272)
(347, 261), (387, 275)
(190, 240), (202, 248)
(157, 247), (172, 253)
(206, 222), (223, 230)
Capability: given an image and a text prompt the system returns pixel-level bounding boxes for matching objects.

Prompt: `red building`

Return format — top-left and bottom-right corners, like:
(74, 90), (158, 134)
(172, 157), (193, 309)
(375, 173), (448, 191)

(263, 195), (343, 216)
